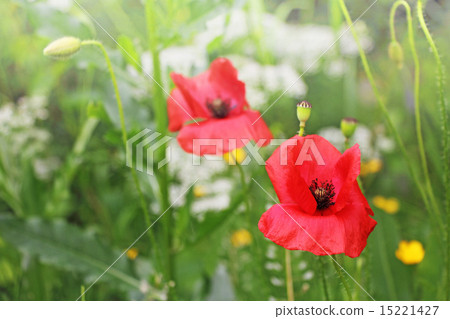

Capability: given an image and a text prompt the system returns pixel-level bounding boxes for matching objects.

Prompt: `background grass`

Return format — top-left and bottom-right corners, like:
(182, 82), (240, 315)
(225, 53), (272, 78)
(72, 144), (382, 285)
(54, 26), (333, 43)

(0, 0), (449, 301)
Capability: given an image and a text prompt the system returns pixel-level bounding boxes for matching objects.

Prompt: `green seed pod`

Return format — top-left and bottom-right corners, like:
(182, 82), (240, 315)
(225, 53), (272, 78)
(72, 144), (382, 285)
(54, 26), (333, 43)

(340, 117), (358, 139)
(388, 41), (404, 69)
(43, 37), (82, 59)
(296, 100), (312, 123)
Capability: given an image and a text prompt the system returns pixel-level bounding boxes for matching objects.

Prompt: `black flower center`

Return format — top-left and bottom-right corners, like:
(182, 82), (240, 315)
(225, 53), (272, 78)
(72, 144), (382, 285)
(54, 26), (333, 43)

(309, 179), (336, 210)
(207, 98), (230, 119)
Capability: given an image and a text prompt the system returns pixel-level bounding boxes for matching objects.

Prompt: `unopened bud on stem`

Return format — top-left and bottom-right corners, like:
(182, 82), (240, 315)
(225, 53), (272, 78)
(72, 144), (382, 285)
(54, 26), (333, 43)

(388, 41), (404, 69)
(43, 36), (81, 59)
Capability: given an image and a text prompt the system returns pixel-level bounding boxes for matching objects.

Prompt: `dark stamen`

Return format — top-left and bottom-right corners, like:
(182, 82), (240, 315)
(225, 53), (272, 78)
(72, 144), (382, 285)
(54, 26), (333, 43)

(309, 179), (336, 210)
(207, 98), (230, 119)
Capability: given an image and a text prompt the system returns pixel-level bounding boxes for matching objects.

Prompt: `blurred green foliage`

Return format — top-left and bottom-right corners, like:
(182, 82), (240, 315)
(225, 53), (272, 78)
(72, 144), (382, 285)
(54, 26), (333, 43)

(0, 0), (449, 301)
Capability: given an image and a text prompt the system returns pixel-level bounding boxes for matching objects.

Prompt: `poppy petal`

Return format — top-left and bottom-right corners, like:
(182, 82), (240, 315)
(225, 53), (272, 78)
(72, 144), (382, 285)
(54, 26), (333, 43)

(265, 135), (341, 210)
(331, 143), (361, 197)
(208, 58), (248, 115)
(170, 72), (210, 119)
(336, 202), (377, 257)
(266, 160), (317, 215)
(258, 202), (376, 257)
(336, 182), (374, 216)
(258, 203), (346, 255)
(168, 88), (193, 132)
(177, 110), (272, 155)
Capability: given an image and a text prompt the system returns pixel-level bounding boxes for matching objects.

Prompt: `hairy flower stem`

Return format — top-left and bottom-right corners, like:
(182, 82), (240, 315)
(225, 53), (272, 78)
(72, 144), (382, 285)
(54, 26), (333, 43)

(144, 0), (174, 299)
(319, 256), (330, 300)
(333, 256), (352, 300)
(237, 163), (251, 226)
(417, 0), (450, 299)
(285, 250), (295, 301)
(338, 0), (443, 238)
(236, 162), (271, 298)
(390, 0), (441, 244)
(80, 40), (159, 268)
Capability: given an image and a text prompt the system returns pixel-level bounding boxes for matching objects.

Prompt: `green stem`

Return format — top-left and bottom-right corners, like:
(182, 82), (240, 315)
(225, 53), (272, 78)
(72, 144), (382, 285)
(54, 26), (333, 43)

(344, 137), (350, 150)
(319, 257), (330, 300)
(417, 0), (449, 299)
(81, 41), (127, 146)
(376, 218), (398, 300)
(299, 124), (305, 137)
(80, 285), (86, 301)
(144, 0), (174, 299)
(332, 256), (352, 300)
(237, 163), (251, 225)
(45, 115), (99, 218)
(389, 3), (398, 42)
(285, 250), (295, 301)
(80, 40), (159, 266)
(236, 161), (271, 298)
(390, 0), (441, 245)
(338, 0), (443, 237)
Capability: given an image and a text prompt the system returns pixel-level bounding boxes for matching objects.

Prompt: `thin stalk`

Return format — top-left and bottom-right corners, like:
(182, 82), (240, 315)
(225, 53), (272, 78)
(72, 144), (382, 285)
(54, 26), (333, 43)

(285, 250), (295, 301)
(144, 0), (174, 299)
(236, 161), (272, 299)
(80, 40), (158, 264)
(299, 125), (305, 137)
(332, 256), (352, 300)
(376, 219), (398, 300)
(338, 0), (444, 238)
(45, 115), (99, 218)
(344, 137), (350, 150)
(236, 162), (251, 225)
(319, 256), (330, 300)
(80, 286), (86, 301)
(390, 0), (441, 244)
(417, 0), (449, 299)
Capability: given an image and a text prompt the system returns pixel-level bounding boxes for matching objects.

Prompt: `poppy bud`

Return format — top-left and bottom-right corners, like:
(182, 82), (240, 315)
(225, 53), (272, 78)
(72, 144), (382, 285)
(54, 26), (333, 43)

(340, 117), (358, 139)
(388, 41), (404, 69)
(43, 36), (82, 59)
(296, 100), (311, 123)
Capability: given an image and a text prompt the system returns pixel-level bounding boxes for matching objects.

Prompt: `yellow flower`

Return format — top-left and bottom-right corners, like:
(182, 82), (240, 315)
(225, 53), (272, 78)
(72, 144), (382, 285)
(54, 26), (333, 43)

(373, 196), (400, 214)
(360, 158), (383, 176)
(395, 240), (425, 265)
(126, 248), (138, 260)
(193, 185), (207, 198)
(231, 229), (252, 248)
(223, 148), (246, 165)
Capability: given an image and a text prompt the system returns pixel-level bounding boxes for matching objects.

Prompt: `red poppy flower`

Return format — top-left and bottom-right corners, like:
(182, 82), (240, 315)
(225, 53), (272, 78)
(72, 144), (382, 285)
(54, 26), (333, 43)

(258, 135), (377, 258)
(167, 58), (273, 155)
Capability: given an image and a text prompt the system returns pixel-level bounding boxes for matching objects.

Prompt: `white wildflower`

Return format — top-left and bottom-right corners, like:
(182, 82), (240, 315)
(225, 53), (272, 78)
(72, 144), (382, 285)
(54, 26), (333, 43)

(302, 270), (314, 281)
(298, 261), (308, 270)
(339, 21), (373, 57)
(265, 262), (283, 271)
(270, 277), (284, 287)
(318, 124), (394, 158)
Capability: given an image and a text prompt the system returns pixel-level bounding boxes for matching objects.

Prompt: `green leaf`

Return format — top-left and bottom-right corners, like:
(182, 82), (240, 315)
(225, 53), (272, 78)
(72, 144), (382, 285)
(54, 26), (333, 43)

(0, 215), (141, 291)
(117, 35), (140, 70)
